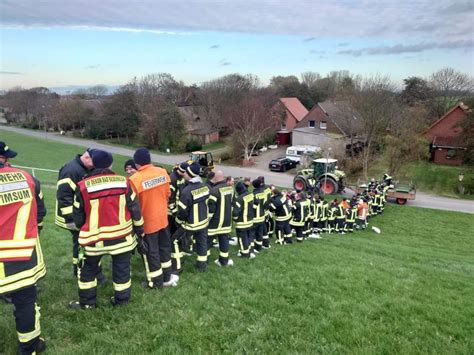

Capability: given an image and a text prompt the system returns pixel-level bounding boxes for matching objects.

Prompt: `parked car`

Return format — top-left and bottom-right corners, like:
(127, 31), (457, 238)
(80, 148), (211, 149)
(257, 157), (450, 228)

(269, 157), (297, 172)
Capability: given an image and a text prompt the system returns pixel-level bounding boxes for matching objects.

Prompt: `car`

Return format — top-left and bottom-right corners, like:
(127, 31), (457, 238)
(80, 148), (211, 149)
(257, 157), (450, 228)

(268, 157), (297, 172)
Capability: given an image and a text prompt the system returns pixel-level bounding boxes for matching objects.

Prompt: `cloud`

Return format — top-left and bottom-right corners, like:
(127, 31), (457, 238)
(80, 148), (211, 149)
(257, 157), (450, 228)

(84, 64), (100, 69)
(338, 42), (349, 47)
(209, 44), (220, 49)
(219, 59), (231, 66)
(309, 49), (325, 54)
(0, 0), (471, 41)
(338, 39), (474, 56)
(0, 71), (23, 75)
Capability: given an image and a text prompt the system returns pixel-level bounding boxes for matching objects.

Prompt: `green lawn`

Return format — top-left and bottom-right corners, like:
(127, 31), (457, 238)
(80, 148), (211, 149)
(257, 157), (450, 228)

(1, 131), (474, 354)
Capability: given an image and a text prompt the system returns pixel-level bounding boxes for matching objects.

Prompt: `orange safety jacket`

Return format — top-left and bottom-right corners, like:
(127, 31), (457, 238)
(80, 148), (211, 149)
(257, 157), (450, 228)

(0, 165), (40, 262)
(75, 172), (141, 246)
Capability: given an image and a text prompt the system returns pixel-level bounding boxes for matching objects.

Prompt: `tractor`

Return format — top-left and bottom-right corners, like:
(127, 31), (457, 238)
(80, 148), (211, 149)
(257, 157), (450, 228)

(293, 158), (346, 195)
(188, 151), (215, 177)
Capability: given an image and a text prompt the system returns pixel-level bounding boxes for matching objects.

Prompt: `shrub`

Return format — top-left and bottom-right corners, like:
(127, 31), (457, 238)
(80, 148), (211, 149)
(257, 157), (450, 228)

(186, 139), (202, 152)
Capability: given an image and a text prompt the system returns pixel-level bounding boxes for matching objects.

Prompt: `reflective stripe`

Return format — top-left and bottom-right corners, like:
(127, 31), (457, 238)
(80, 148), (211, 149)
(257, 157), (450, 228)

(57, 178), (76, 190)
(161, 260), (172, 269)
(17, 304), (41, 343)
(113, 279), (131, 292)
(133, 217), (144, 227)
(13, 201), (32, 241)
(73, 200), (80, 208)
(130, 190), (137, 201)
(0, 238), (36, 249)
(0, 262), (46, 294)
(89, 199), (99, 234)
(83, 235), (136, 256)
(118, 195), (126, 226)
(197, 255), (207, 262)
(0, 262), (4, 278)
(79, 225), (133, 245)
(79, 220), (133, 237)
(0, 249), (34, 260)
(148, 268), (163, 278)
(178, 201), (187, 210)
(61, 206), (73, 214)
(78, 279), (97, 290)
(219, 251), (229, 258)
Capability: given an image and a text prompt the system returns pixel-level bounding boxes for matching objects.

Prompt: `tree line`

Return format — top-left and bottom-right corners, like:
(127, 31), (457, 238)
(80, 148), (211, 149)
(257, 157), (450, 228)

(1, 68), (473, 171)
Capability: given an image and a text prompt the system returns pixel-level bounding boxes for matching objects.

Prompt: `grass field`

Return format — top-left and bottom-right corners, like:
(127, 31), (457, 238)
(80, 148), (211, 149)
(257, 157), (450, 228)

(1, 131), (474, 354)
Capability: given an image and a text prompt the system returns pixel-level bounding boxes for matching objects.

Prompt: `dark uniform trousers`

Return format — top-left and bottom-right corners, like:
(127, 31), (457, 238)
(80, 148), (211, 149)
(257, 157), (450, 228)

(79, 251), (131, 305)
(170, 226), (185, 275)
(336, 218), (345, 233)
(293, 226), (305, 242)
(190, 228), (208, 270)
(10, 286), (41, 354)
(71, 229), (80, 274)
(236, 228), (252, 257)
(142, 228), (172, 288)
(304, 220), (312, 238)
(252, 222), (265, 251)
(210, 233), (230, 265)
(275, 220), (292, 244)
(263, 217), (273, 248)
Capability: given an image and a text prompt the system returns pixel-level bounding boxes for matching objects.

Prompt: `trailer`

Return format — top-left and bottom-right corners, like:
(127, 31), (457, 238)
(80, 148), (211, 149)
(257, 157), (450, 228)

(352, 182), (416, 205)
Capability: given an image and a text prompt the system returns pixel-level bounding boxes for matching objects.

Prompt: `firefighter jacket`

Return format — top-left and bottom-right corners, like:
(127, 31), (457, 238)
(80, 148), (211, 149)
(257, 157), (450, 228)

(73, 169), (144, 256)
(208, 181), (234, 236)
(56, 155), (89, 229)
(290, 198), (309, 227)
(270, 193), (292, 222)
(0, 163), (47, 295)
(253, 185), (270, 224)
(232, 190), (255, 230)
(169, 169), (186, 215)
(262, 185), (272, 216)
(347, 204), (358, 223)
(336, 203), (345, 220)
(177, 177), (210, 231)
(314, 199), (323, 222)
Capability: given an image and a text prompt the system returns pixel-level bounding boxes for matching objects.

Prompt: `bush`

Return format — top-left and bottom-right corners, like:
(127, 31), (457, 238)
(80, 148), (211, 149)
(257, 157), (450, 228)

(186, 139), (202, 152)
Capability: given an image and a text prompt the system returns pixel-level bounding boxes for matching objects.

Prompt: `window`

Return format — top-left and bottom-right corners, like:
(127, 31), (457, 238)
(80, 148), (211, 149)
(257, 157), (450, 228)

(309, 120), (315, 128)
(281, 122), (287, 130)
(320, 121), (327, 130)
(446, 149), (457, 159)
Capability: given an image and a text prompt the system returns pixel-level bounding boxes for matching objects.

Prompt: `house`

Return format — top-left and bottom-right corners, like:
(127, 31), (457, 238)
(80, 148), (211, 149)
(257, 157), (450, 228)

(177, 104), (220, 145)
(292, 100), (363, 148)
(272, 97), (308, 145)
(423, 102), (469, 166)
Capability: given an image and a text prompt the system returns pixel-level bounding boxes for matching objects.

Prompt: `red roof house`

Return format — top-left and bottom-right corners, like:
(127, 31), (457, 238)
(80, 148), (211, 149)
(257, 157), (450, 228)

(271, 97), (308, 145)
(423, 102), (469, 166)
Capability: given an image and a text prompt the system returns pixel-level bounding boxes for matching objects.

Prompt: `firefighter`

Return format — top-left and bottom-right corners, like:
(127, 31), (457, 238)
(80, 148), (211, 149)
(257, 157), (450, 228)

(208, 170), (234, 267)
(0, 142), (47, 354)
(124, 159), (137, 177)
(335, 199), (346, 234)
(168, 162), (188, 274)
(320, 198), (329, 233)
(327, 199), (337, 234)
(177, 162), (210, 271)
(258, 176), (273, 249)
(290, 192), (308, 242)
(344, 199), (357, 233)
(311, 195), (324, 238)
(69, 150), (144, 309)
(232, 182), (255, 258)
(356, 198), (369, 230)
(303, 192), (313, 239)
(130, 148), (178, 288)
(56, 148), (105, 282)
(252, 178), (268, 253)
(269, 189), (292, 244)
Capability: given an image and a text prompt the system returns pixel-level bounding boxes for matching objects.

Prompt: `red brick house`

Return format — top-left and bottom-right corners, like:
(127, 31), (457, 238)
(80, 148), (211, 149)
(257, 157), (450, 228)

(423, 102), (469, 166)
(272, 97), (308, 145)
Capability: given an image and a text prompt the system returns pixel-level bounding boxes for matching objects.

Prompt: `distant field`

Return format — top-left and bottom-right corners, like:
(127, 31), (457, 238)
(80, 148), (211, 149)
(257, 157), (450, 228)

(1, 131), (473, 354)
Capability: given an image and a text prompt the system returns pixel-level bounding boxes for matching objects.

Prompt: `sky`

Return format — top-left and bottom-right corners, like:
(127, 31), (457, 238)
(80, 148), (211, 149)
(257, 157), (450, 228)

(0, 0), (473, 91)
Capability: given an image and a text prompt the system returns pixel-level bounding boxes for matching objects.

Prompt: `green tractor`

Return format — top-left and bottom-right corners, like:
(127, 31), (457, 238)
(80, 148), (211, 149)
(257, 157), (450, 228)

(293, 158), (346, 195)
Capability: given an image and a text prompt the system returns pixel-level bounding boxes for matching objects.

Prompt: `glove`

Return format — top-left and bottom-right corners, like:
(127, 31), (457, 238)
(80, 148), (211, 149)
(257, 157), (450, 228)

(136, 234), (148, 255)
(66, 222), (78, 230)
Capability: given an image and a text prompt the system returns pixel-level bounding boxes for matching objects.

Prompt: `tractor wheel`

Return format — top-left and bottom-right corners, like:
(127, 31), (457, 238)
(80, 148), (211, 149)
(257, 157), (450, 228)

(293, 176), (307, 191)
(319, 178), (337, 195)
(396, 198), (407, 205)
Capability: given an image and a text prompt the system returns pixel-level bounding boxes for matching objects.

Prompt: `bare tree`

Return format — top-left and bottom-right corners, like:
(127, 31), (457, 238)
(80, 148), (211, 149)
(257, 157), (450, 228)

(49, 98), (93, 132)
(228, 89), (279, 163)
(300, 71), (321, 87)
(428, 67), (474, 118)
(89, 85), (108, 96)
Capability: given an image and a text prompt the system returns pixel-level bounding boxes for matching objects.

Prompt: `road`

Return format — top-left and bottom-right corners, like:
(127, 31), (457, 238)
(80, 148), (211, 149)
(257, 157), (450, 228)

(1, 125), (473, 214)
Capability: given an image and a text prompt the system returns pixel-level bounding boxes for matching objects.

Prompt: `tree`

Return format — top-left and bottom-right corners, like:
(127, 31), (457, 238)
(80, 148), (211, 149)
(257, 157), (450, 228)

(89, 85), (108, 96)
(428, 67), (474, 118)
(228, 89), (279, 163)
(140, 106), (186, 151)
(350, 75), (398, 179)
(98, 89), (142, 142)
(401, 76), (432, 105)
(49, 99), (93, 132)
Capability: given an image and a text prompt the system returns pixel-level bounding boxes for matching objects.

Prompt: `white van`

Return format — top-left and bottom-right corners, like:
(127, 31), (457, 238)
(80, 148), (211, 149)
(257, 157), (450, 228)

(286, 145), (321, 163)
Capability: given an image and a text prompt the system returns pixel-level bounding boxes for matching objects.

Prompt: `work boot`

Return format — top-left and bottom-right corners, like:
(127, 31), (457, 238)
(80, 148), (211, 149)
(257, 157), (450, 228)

(18, 337), (46, 355)
(68, 301), (97, 310)
(163, 274), (179, 287)
(110, 297), (129, 307)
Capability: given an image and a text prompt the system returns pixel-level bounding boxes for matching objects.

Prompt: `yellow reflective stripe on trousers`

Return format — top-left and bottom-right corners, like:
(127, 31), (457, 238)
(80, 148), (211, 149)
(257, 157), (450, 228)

(161, 260), (172, 269)
(197, 255), (207, 262)
(17, 304), (41, 343)
(219, 251), (229, 258)
(78, 279), (97, 290)
(13, 201), (32, 241)
(113, 279), (131, 292)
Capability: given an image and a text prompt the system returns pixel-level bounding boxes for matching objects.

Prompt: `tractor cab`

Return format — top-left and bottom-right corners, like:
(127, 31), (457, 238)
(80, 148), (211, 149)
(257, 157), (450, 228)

(189, 151), (214, 176)
(293, 157), (346, 195)
(313, 158), (338, 177)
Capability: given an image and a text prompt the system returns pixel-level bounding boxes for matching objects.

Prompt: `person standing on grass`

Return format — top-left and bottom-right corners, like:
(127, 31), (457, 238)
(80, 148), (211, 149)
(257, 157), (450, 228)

(168, 162), (188, 275)
(290, 192), (308, 242)
(177, 162), (210, 271)
(208, 170), (234, 267)
(233, 181), (256, 258)
(124, 159), (137, 177)
(251, 178), (268, 253)
(356, 198), (369, 230)
(269, 188), (293, 244)
(258, 177), (273, 249)
(130, 148), (178, 288)
(56, 148), (106, 284)
(0, 141), (47, 354)
(69, 150), (144, 309)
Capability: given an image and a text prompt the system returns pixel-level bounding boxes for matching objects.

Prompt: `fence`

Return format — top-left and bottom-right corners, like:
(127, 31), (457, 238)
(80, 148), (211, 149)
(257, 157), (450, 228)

(13, 165), (59, 186)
